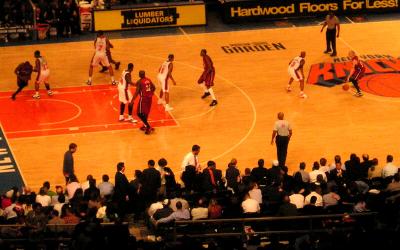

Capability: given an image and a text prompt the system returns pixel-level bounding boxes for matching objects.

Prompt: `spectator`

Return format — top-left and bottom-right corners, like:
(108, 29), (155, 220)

(181, 165), (198, 192)
(386, 173), (400, 193)
(35, 187), (51, 207)
(51, 185), (65, 205)
(251, 159), (268, 185)
(114, 162), (130, 215)
(156, 158), (167, 196)
(360, 154), (373, 179)
(48, 210), (64, 224)
(208, 198), (223, 219)
(382, 155), (398, 178)
(304, 184), (323, 207)
(152, 199), (173, 221)
(323, 186), (341, 208)
(63, 143), (77, 183)
(181, 144), (201, 171)
(330, 160), (347, 185)
(61, 204), (80, 224)
(81, 175), (94, 192)
(169, 191), (189, 212)
(53, 194), (66, 216)
(98, 174), (114, 198)
(226, 158), (240, 191)
(156, 201), (190, 224)
(66, 174), (81, 200)
(248, 182), (262, 204)
(242, 167), (253, 186)
(309, 161), (327, 183)
(148, 197), (164, 218)
(319, 157), (330, 174)
(302, 196), (323, 215)
(84, 178), (100, 201)
(296, 162), (310, 183)
(289, 187), (305, 209)
(141, 160), (161, 206)
(26, 203), (47, 232)
(202, 160), (221, 192)
(191, 198), (208, 220)
(42, 181), (56, 197)
(277, 195), (298, 216)
(345, 153), (362, 181)
(241, 193), (260, 214)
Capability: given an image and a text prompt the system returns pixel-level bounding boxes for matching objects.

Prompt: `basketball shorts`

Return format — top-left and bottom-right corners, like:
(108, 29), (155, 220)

(92, 52), (110, 67)
(137, 96), (152, 115)
(118, 84), (133, 104)
(288, 67), (303, 82)
(198, 69), (215, 88)
(157, 74), (169, 92)
(37, 69), (50, 84)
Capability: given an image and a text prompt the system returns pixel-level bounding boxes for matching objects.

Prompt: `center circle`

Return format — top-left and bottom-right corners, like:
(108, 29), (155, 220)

(360, 73), (400, 97)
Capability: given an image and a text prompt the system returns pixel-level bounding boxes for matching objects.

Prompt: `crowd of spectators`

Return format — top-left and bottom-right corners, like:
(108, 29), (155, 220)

(1, 150), (400, 249)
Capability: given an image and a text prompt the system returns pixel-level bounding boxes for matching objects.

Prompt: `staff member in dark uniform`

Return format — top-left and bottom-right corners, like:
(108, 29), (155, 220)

(11, 61), (33, 100)
(321, 12), (340, 57)
(271, 112), (292, 167)
(63, 143), (77, 184)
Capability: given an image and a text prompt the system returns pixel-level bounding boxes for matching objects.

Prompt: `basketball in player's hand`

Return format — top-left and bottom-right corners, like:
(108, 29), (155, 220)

(342, 83), (350, 91)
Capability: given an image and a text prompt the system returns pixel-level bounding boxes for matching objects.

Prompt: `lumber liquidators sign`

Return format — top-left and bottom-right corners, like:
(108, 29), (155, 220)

(0, 125), (24, 194)
(94, 3), (206, 30)
(221, 0), (399, 22)
(307, 55), (400, 97)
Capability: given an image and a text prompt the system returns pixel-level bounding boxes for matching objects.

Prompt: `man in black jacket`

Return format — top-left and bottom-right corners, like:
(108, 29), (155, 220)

(114, 162), (129, 216)
(63, 143), (77, 184)
(226, 159), (240, 192)
(251, 159), (268, 185)
(141, 160), (161, 207)
(202, 161), (221, 192)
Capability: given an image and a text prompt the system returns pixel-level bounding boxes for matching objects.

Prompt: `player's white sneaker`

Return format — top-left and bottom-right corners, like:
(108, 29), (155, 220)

(157, 99), (165, 105)
(126, 116), (138, 123)
(47, 90), (53, 96)
(32, 93), (40, 99)
(286, 86), (292, 92)
(299, 92), (308, 98)
(165, 105), (174, 111)
(86, 80), (92, 86)
(119, 115), (124, 122)
(111, 80), (118, 86)
(354, 92), (363, 97)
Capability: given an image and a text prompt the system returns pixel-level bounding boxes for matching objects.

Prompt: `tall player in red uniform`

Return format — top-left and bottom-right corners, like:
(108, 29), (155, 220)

(347, 50), (365, 97)
(198, 49), (218, 106)
(132, 70), (156, 135)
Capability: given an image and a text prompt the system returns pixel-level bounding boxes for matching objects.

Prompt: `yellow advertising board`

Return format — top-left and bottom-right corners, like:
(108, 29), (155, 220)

(94, 3), (206, 31)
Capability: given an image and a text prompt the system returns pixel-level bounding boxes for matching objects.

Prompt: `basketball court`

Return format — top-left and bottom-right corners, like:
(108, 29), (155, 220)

(1, 19), (400, 190)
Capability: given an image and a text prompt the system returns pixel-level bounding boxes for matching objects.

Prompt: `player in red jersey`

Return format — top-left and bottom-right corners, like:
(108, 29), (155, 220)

(198, 49), (217, 107)
(132, 70), (156, 135)
(347, 50), (365, 97)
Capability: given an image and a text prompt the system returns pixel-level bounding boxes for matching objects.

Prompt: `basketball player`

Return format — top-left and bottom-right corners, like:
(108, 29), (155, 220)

(347, 51), (365, 97)
(33, 50), (53, 99)
(198, 49), (218, 106)
(86, 31), (117, 86)
(132, 71), (156, 135)
(118, 63), (137, 123)
(11, 61), (33, 100)
(100, 39), (120, 73)
(287, 51), (307, 98)
(157, 54), (176, 111)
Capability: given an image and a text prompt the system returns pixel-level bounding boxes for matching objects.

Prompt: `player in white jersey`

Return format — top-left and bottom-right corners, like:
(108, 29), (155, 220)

(118, 63), (137, 123)
(287, 51), (307, 98)
(33, 50), (52, 99)
(157, 54), (176, 111)
(86, 31), (117, 86)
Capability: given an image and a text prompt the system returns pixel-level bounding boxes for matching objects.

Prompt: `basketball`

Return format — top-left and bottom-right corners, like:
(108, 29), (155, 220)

(342, 83), (350, 91)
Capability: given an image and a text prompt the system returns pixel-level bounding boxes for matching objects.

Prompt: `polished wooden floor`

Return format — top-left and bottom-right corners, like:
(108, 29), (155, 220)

(1, 20), (400, 190)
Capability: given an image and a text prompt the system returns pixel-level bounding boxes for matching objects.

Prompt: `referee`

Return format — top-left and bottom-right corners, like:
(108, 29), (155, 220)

(271, 112), (292, 167)
(321, 12), (340, 57)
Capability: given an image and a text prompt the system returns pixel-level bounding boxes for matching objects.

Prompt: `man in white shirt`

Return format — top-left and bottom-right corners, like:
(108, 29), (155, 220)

(382, 155), (399, 178)
(36, 187), (51, 207)
(242, 194), (260, 214)
(304, 185), (323, 207)
(309, 162), (327, 183)
(98, 174), (114, 198)
(181, 144), (201, 171)
(289, 188), (305, 209)
(319, 158), (330, 173)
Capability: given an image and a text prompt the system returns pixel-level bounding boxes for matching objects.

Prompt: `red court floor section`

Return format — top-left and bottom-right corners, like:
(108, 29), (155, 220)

(0, 85), (177, 138)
